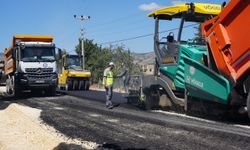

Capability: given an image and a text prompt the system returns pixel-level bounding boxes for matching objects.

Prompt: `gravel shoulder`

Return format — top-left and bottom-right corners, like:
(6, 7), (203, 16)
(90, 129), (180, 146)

(0, 87), (98, 150)
(0, 103), (62, 150)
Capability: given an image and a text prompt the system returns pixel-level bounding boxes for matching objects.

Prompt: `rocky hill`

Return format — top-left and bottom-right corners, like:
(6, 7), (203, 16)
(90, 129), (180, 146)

(0, 53), (3, 61)
(132, 52), (155, 65)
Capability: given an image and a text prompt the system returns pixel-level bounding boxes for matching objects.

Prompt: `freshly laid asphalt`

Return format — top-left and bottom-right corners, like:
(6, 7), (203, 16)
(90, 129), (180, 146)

(64, 89), (128, 104)
(1, 89), (250, 150)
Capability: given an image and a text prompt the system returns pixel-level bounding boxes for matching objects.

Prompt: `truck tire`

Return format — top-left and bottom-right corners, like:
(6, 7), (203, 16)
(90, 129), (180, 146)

(6, 78), (11, 95)
(47, 87), (56, 96)
(7, 76), (21, 97)
(247, 91), (250, 119)
(13, 86), (22, 98)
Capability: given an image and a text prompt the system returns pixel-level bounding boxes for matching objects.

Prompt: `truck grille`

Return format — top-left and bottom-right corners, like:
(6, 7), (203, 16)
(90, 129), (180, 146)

(25, 68), (55, 80)
(25, 68), (53, 74)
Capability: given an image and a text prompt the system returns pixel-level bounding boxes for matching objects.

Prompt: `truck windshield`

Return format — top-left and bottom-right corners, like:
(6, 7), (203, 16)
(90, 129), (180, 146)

(66, 56), (82, 69)
(21, 47), (56, 62)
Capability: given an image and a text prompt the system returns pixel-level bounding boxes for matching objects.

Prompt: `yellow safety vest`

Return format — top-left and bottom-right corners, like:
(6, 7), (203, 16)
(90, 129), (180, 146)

(103, 68), (114, 86)
(106, 71), (113, 85)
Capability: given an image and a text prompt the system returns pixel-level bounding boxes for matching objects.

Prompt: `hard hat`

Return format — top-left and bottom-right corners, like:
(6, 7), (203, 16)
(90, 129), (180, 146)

(109, 62), (115, 66)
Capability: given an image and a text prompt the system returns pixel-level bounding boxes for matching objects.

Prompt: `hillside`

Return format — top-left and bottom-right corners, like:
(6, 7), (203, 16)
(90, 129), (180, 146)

(0, 53), (3, 62)
(132, 52), (155, 65)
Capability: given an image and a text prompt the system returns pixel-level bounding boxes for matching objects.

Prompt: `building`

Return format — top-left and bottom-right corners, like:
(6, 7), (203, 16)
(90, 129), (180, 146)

(141, 63), (155, 75)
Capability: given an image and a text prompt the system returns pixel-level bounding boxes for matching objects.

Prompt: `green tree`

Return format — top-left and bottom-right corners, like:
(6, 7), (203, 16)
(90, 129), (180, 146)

(74, 39), (140, 83)
(111, 45), (141, 75)
(75, 39), (112, 83)
(194, 24), (205, 43)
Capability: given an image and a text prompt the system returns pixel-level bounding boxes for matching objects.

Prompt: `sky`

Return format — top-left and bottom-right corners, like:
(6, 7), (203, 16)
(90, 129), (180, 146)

(0, 0), (227, 54)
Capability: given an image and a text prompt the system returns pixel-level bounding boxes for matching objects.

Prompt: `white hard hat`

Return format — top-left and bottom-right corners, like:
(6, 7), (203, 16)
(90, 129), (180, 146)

(109, 62), (115, 66)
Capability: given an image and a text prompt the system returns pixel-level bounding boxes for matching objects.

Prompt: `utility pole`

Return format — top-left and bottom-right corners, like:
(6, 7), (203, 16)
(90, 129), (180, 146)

(128, 49), (131, 74)
(74, 15), (90, 70)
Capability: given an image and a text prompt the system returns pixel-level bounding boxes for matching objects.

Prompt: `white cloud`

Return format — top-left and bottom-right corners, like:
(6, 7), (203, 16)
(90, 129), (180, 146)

(171, 0), (187, 5)
(139, 2), (164, 11)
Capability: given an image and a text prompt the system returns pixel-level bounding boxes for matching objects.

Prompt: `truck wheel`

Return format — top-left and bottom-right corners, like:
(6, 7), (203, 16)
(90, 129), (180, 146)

(6, 78), (11, 94)
(47, 88), (56, 96)
(13, 85), (21, 98)
(247, 91), (250, 119)
(8, 76), (21, 97)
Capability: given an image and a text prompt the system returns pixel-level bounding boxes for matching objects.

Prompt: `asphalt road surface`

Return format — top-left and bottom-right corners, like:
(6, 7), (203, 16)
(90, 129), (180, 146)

(1, 89), (250, 150)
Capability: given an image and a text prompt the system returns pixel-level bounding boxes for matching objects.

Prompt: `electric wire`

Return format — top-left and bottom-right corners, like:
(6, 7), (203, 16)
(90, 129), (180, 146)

(99, 23), (198, 45)
(66, 23), (198, 54)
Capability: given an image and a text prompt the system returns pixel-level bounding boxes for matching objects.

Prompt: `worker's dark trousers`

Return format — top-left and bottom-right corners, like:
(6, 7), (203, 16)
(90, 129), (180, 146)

(105, 85), (113, 107)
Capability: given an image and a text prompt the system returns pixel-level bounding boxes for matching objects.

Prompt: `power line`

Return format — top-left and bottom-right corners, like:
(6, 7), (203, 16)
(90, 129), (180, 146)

(65, 23), (198, 54)
(87, 17), (148, 36)
(87, 12), (143, 32)
(99, 23), (198, 45)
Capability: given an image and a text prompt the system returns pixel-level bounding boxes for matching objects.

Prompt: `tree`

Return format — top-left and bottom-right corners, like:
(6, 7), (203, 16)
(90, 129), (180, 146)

(74, 39), (140, 83)
(109, 44), (141, 76)
(194, 24), (205, 44)
(75, 39), (112, 83)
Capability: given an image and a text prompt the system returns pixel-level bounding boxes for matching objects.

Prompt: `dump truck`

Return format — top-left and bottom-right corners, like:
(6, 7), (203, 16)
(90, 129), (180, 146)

(126, 1), (250, 118)
(0, 53), (5, 85)
(4, 35), (58, 96)
(199, 0), (250, 117)
(58, 54), (91, 90)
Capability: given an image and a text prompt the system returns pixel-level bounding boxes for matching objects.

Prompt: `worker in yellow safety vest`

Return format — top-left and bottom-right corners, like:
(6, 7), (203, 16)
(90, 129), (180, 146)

(103, 62), (115, 109)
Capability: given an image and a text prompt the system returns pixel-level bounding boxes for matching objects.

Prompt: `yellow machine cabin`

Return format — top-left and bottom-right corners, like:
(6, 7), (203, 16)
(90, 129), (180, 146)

(58, 54), (91, 90)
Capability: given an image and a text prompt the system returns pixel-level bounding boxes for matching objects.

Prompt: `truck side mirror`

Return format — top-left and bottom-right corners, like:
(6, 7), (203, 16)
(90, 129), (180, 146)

(64, 65), (69, 70)
(56, 48), (62, 61)
(12, 48), (16, 59)
(58, 49), (62, 59)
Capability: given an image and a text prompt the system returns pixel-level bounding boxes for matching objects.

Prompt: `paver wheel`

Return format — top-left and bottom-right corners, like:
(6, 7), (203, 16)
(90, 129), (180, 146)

(184, 89), (193, 115)
(73, 80), (79, 90)
(79, 80), (85, 90)
(66, 80), (73, 91)
(85, 80), (90, 91)
(141, 85), (159, 110)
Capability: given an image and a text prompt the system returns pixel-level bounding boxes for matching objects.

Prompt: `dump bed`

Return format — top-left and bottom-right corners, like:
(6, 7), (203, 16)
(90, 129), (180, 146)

(202, 0), (250, 83)
(4, 35), (53, 76)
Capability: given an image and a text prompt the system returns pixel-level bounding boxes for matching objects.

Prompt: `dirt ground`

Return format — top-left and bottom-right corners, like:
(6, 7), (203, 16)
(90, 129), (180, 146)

(0, 86), (98, 150)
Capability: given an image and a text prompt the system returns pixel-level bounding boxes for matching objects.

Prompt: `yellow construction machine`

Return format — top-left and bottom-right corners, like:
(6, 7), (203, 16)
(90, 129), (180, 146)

(58, 54), (91, 90)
